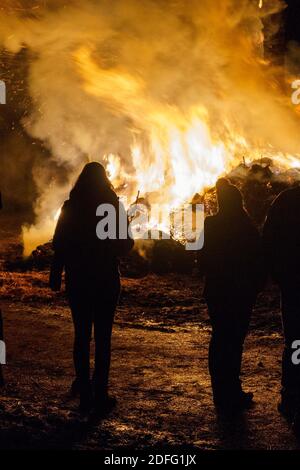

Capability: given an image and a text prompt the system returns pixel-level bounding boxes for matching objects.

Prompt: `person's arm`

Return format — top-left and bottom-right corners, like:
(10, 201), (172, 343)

(49, 253), (64, 292)
(249, 225), (268, 293)
(52, 202), (70, 253)
(197, 217), (210, 277)
(262, 198), (283, 283)
(262, 206), (276, 258)
(114, 198), (134, 256)
(49, 202), (69, 291)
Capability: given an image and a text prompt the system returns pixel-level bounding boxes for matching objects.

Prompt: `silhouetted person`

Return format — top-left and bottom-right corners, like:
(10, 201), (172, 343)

(263, 185), (300, 422)
(0, 309), (4, 387)
(50, 162), (134, 414)
(0, 191), (4, 387)
(198, 178), (265, 416)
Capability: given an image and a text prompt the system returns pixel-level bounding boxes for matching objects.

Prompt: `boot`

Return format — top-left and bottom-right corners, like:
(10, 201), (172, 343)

(79, 383), (93, 414)
(70, 378), (81, 397)
(278, 391), (299, 421)
(93, 395), (117, 418)
(0, 366), (4, 387)
(238, 390), (254, 409)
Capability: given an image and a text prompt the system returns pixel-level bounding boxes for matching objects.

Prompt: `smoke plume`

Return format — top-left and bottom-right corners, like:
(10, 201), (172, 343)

(1, 0), (300, 254)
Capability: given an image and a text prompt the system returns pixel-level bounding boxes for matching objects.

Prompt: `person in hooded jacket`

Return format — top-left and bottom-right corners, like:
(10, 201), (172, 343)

(0, 191), (4, 387)
(198, 178), (266, 415)
(263, 185), (300, 424)
(50, 162), (134, 414)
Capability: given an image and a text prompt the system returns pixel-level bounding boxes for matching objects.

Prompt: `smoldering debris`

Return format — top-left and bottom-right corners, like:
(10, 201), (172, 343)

(3, 157), (300, 277)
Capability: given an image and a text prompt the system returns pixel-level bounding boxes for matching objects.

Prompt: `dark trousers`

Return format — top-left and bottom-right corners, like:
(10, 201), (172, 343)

(281, 285), (300, 403)
(68, 278), (120, 400)
(206, 296), (252, 406)
(0, 309), (4, 386)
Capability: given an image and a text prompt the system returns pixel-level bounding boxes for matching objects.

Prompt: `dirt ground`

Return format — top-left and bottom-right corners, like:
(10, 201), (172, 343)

(0, 218), (299, 451)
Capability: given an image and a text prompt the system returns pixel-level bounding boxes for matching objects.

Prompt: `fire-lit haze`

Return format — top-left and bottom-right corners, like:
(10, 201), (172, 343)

(0, 0), (300, 255)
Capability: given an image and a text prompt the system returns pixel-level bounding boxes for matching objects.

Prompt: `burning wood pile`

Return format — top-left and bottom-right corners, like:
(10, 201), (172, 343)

(5, 158), (300, 277)
(198, 158), (300, 226)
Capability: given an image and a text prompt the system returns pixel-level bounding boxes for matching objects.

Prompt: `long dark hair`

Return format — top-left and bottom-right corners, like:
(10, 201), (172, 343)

(69, 162), (115, 204)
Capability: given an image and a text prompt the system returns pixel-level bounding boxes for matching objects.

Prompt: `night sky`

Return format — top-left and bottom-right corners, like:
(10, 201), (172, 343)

(285, 0), (300, 43)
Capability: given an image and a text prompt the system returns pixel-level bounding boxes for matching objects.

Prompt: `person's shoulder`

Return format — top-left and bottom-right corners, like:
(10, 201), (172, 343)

(103, 188), (118, 204)
(272, 186), (300, 207)
(61, 199), (71, 211)
(58, 199), (73, 218)
(204, 214), (217, 229)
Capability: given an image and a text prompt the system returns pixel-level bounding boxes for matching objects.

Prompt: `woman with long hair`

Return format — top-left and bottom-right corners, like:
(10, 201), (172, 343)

(198, 178), (266, 416)
(50, 162), (134, 415)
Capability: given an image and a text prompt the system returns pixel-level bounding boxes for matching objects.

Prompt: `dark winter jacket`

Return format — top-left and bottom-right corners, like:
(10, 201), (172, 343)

(198, 210), (266, 301)
(263, 186), (300, 287)
(50, 188), (134, 291)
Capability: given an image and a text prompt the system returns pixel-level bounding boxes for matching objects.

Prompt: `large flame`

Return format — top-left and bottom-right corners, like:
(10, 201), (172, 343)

(74, 47), (229, 206)
(74, 45), (300, 209)
(3, 0), (298, 254)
